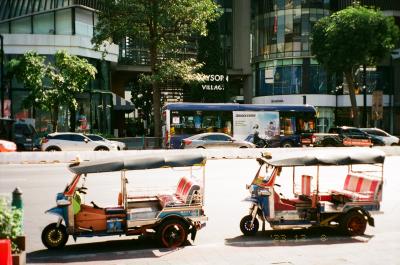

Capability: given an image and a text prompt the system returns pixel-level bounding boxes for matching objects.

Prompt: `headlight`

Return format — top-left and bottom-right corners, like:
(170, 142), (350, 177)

(258, 189), (271, 196)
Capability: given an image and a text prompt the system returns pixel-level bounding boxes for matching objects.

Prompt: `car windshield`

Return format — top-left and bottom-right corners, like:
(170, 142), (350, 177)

(87, 135), (104, 141)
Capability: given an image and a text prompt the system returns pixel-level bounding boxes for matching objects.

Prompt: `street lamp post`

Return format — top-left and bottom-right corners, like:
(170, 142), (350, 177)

(362, 64), (367, 128)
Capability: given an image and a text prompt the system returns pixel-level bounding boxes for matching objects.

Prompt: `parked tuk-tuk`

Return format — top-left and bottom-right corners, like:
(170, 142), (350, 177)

(240, 149), (384, 236)
(41, 153), (207, 249)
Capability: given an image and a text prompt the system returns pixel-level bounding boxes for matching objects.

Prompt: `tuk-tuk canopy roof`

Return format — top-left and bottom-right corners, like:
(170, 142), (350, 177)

(69, 153), (206, 174)
(259, 148), (385, 167)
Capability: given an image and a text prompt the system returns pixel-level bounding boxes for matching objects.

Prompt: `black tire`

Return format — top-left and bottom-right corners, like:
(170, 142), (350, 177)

(196, 146), (206, 149)
(239, 146), (248, 148)
(95, 146), (109, 151)
(339, 211), (367, 236)
(240, 215), (259, 236)
(41, 223), (68, 249)
(156, 219), (189, 248)
(281, 141), (293, 148)
(45, 146), (61, 152)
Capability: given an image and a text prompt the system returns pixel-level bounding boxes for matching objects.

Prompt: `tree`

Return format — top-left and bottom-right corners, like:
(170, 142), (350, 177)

(93, 0), (221, 137)
(311, 4), (399, 127)
(7, 51), (97, 132)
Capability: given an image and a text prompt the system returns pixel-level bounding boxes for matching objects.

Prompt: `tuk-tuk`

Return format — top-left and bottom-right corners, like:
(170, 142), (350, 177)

(240, 149), (384, 236)
(41, 153), (207, 249)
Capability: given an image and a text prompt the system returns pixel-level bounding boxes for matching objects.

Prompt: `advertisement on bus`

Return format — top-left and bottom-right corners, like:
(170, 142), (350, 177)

(233, 111), (280, 147)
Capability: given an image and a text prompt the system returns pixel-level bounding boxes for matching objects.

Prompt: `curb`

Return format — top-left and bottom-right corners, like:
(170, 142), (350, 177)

(1, 147), (399, 165)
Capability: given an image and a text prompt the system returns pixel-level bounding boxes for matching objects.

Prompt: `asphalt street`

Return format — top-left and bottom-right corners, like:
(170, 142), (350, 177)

(0, 155), (400, 265)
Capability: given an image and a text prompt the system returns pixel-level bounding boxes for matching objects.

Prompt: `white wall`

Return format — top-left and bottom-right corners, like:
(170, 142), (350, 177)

(253, 94), (391, 107)
(3, 34), (118, 62)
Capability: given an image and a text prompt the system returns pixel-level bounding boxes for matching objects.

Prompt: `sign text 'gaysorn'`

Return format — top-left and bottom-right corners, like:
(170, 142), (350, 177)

(202, 75), (229, 91)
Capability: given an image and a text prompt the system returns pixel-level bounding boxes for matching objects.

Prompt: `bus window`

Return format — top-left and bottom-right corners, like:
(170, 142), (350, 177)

(280, 117), (296, 135)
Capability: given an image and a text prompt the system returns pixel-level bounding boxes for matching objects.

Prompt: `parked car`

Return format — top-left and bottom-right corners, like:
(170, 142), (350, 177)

(360, 128), (399, 146)
(86, 134), (127, 150)
(0, 118), (41, 151)
(181, 132), (255, 149)
(41, 132), (118, 151)
(301, 126), (372, 147)
(0, 139), (17, 152)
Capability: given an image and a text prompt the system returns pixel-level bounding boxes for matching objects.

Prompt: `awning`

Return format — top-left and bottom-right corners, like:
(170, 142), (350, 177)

(112, 93), (135, 112)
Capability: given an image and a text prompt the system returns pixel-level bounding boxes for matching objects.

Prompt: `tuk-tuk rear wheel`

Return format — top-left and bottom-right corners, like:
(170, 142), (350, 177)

(41, 223), (69, 249)
(240, 215), (259, 236)
(156, 219), (188, 248)
(339, 211), (367, 236)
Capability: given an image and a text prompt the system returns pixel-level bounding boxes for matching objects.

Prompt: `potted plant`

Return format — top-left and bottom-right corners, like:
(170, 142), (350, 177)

(0, 198), (25, 265)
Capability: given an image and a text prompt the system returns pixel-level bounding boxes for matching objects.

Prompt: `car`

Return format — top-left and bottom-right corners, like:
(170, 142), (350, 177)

(86, 134), (127, 150)
(181, 132), (255, 149)
(41, 132), (118, 151)
(0, 118), (41, 151)
(0, 139), (17, 152)
(359, 128), (399, 146)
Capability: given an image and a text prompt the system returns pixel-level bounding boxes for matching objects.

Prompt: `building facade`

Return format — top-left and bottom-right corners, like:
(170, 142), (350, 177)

(0, 0), (121, 135)
(1, 0), (399, 136)
(248, 0), (400, 133)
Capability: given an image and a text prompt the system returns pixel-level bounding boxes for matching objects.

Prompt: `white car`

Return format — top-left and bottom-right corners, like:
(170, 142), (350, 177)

(360, 128), (399, 146)
(41, 132), (118, 151)
(86, 134), (127, 150)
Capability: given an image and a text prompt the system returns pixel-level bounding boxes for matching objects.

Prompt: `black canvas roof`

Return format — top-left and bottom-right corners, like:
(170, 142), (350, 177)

(69, 153), (206, 174)
(259, 148), (385, 167)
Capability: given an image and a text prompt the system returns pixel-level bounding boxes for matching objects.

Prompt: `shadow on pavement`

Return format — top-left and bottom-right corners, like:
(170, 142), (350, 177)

(225, 227), (373, 247)
(27, 236), (191, 263)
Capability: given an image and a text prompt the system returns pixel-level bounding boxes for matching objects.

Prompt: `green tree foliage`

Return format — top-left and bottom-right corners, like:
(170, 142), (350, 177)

(93, 0), (221, 137)
(311, 4), (399, 126)
(7, 51), (97, 132)
(0, 198), (23, 253)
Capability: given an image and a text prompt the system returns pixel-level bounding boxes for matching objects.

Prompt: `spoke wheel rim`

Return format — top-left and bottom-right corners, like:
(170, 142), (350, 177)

(47, 228), (63, 246)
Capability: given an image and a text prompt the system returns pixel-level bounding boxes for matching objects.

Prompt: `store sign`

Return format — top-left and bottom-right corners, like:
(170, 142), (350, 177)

(202, 74), (229, 91)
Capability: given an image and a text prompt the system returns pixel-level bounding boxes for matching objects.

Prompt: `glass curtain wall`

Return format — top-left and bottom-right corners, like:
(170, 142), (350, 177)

(252, 0), (331, 96)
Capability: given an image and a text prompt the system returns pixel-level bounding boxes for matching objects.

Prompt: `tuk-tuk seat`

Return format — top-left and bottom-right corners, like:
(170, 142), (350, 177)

(330, 173), (381, 201)
(274, 191), (296, 211)
(158, 177), (201, 207)
(301, 175), (312, 197)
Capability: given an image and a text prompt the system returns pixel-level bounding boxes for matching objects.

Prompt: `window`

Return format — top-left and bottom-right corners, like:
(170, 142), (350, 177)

(75, 8), (93, 36)
(70, 134), (86, 142)
(11, 17), (31, 34)
(54, 134), (70, 140)
(33, 12), (55, 34)
(0, 22), (9, 33)
(56, 9), (72, 35)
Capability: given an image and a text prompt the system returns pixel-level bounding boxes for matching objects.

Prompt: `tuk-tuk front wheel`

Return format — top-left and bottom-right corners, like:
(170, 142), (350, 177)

(41, 223), (69, 249)
(339, 211), (367, 236)
(240, 215), (259, 236)
(157, 219), (188, 248)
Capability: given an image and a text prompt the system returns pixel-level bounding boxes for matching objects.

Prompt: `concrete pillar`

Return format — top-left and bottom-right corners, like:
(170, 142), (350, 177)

(232, 0), (252, 103)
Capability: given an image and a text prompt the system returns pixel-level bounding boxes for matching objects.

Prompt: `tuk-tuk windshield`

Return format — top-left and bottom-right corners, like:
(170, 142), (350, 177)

(252, 163), (275, 186)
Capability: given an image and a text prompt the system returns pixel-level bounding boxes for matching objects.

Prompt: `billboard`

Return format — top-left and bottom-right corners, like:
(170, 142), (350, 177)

(233, 111), (280, 142)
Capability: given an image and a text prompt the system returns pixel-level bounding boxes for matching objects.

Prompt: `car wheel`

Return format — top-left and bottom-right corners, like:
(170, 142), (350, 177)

(156, 219), (188, 248)
(45, 146), (61, 152)
(281, 141), (294, 148)
(196, 146), (206, 149)
(41, 223), (68, 249)
(239, 146), (248, 148)
(95, 146), (109, 151)
(339, 211), (367, 236)
(240, 215), (259, 236)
